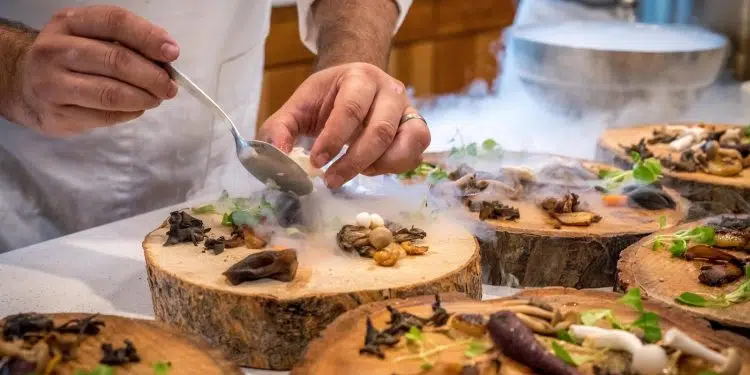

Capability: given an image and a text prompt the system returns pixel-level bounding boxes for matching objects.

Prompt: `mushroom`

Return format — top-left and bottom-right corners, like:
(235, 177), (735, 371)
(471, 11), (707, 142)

(476, 180), (523, 200)
(569, 325), (668, 375)
(500, 165), (536, 182)
(552, 212), (601, 226)
(714, 230), (748, 249)
(222, 248), (298, 285)
(670, 134), (697, 151)
(400, 241), (428, 255)
(719, 128), (742, 146)
(336, 225), (375, 257)
(368, 227), (393, 249)
(699, 263), (744, 286)
(663, 328), (742, 375)
(449, 314), (487, 337)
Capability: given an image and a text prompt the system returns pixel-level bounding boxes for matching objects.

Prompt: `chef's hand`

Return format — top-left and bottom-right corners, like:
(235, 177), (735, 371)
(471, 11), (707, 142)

(259, 62), (431, 188)
(13, 5), (178, 137)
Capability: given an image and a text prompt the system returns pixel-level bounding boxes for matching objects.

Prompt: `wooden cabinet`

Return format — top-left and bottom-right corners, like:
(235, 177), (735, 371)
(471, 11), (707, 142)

(257, 0), (516, 130)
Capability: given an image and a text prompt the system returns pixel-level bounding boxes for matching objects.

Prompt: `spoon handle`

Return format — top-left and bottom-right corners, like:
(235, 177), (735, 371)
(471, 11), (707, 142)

(164, 64), (247, 150)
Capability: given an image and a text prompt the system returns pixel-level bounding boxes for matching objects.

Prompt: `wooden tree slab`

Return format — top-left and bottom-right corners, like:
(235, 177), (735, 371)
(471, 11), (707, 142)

(422, 152), (689, 288)
(0, 313), (242, 375)
(292, 288), (750, 375)
(617, 216), (750, 330)
(143, 212), (481, 370)
(596, 123), (750, 219)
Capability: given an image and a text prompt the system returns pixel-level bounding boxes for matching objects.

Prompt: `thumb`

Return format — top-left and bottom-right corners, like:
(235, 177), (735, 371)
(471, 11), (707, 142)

(258, 111), (299, 153)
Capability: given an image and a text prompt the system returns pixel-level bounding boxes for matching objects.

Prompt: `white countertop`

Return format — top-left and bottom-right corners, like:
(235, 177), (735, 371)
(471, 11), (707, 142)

(0, 195), (527, 374)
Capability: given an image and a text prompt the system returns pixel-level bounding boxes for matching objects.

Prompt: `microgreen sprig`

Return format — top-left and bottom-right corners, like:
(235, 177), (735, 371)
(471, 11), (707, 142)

(650, 225), (715, 257)
(397, 162), (448, 182)
(578, 288), (661, 343)
(599, 151), (662, 191)
(394, 326), (485, 370)
(676, 264), (750, 308)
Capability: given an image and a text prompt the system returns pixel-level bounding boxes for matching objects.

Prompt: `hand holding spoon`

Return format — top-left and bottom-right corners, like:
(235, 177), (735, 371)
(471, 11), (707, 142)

(164, 64), (314, 196)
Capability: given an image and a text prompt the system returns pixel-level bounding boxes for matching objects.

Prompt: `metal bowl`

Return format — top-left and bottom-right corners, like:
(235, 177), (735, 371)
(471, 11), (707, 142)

(505, 21), (729, 118)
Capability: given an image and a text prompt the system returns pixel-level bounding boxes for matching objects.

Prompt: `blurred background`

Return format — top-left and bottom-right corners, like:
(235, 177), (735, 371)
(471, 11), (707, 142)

(260, 0), (750, 159)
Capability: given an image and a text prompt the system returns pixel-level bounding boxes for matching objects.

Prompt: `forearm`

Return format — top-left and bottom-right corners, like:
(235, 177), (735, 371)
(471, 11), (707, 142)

(311, 0), (399, 72)
(0, 18), (36, 123)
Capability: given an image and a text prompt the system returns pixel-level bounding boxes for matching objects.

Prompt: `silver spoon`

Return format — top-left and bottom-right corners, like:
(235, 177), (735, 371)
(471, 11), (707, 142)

(165, 64), (314, 196)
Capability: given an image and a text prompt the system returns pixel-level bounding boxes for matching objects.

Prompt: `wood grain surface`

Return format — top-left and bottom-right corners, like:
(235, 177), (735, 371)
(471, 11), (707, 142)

(143, 211), (482, 370)
(292, 288), (750, 375)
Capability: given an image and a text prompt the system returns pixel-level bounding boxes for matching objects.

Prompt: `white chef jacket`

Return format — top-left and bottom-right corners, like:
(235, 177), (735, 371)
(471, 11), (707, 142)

(0, 0), (411, 253)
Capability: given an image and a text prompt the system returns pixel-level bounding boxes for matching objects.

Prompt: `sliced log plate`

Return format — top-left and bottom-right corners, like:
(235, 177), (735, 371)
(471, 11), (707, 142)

(421, 151), (689, 288)
(143, 212), (481, 370)
(292, 288), (750, 375)
(618, 215), (750, 329)
(0, 313), (242, 375)
(596, 123), (750, 218)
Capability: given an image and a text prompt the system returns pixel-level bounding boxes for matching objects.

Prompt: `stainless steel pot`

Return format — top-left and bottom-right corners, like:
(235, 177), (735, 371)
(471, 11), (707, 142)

(505, 21), (729, 118)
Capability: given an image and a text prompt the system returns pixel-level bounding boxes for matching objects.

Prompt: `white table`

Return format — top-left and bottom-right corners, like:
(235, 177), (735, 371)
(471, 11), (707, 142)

(0, 198), (523, 374)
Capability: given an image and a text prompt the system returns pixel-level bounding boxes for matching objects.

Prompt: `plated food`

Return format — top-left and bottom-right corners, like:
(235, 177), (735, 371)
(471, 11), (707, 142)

(618, 214), (750, 330)
(293, 288), (750, 375)
(397, 143), (687, 288)
(0, 312), (240, 375)
(597, 123), (750, 217)
(143, 188), (481, 370)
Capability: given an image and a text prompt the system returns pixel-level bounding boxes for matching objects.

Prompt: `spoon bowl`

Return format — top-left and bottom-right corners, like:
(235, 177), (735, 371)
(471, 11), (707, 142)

(165, 64), (314, 196)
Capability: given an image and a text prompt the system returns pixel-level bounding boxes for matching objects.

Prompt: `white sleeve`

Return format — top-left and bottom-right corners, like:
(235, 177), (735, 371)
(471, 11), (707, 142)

(296, 0), (413, 55)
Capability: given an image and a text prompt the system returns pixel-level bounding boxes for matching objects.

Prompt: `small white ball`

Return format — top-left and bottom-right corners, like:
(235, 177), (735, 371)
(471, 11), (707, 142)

(370, 213), (385, 228)
(356, 212), (372, 227)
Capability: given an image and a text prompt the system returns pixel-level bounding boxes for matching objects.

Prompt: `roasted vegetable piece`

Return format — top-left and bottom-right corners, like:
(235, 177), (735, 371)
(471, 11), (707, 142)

(699, 263), (745, 286)
(487, 311), (580, 375)
(222, 248), (298, 285)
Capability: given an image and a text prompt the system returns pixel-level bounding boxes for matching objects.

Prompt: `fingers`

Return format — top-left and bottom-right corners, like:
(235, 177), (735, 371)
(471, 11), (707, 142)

(59, 36), (177, 100)
(310, 72), (378, 169)
(324, 88), (408, 187)
(45, 105), (144, 136)
(258, 111), (299, 153)
(49, 71), (160, 111)
(362, 112), (431, 176)
(47, 5), (179, 62)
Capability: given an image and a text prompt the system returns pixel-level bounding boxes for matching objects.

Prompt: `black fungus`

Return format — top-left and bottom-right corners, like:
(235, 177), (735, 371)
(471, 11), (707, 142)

(620, 138), (654, 159)
(100, 340), (141, 366)
(383, 306), (428, 336)
(428, 294), (451, 327)
(164, 211), (208, 246)
(2, 313), (54, 340)
(358, 317), (399, 359)
(222, 248), (298, 285)
(203, 237), (226, 255)
(623, 184), (676, 210)
(475, 201), (520, 221)
(488, 311), (580, 375)
(55, 314), (105, 336)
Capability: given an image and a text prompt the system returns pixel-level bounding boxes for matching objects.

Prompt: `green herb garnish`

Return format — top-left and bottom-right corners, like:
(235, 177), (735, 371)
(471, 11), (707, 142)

(397, 162), (448, 183)
(619, 288), (644, 312)
(191, 204), (216, 214)
(482, 138), (498, 151)
(75, 365), (115, 375)
(404, 326), (424, 344)
(676, 264), (750, 308)
(651, 225), (715, 257)
(555, 329), (578, 344)
(658, 215), (667, 229)
(551, 341), (576, 366)
(153, 361), (171, 375)
(600, 151), (662, 191)
(464, 339), (489, 358)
